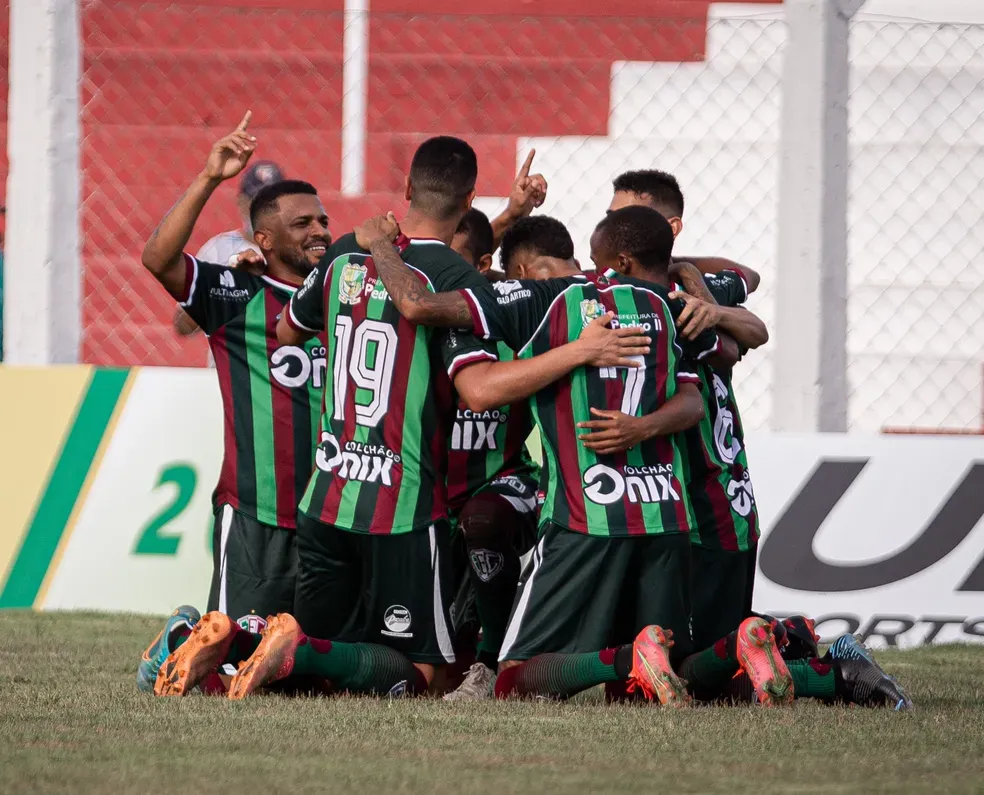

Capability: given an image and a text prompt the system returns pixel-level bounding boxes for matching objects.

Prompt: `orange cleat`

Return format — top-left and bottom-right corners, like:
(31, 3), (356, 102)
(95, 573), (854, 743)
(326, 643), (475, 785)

(736, 616), (794, 705)
(626, 625), (691, 707)
(227, 613), (302, 700)
(154, 611), (238, 696)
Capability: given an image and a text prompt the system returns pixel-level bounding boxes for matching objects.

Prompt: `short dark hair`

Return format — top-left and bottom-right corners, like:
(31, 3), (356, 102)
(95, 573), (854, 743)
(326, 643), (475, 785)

(454, 208), (494, 263)
(594, 205), (675, 271)
(499, 216), (575, 270)
(408, 136), (478, 220)
(249, 180), (318, 230)
(612, 170), (684, 217)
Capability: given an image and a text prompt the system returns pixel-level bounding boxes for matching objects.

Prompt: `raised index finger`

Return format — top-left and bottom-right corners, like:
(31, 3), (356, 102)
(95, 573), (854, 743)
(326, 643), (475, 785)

(236, 110), (252, 132)
(517, 149), (535, 180)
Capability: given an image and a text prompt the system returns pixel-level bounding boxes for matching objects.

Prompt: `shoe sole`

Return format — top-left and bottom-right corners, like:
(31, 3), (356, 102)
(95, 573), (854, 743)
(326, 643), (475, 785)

(737, 617), (794, 706)
(631, 627), (691, 707)
(154, 612), (237, 697)
(227, 614), (300, 700)
(137, 608), (201, 693)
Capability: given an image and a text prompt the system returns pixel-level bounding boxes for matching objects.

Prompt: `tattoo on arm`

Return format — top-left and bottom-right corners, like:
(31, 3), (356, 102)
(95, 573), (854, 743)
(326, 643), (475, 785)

(678, 267), (717, 305)
(369, 239), (475, 328)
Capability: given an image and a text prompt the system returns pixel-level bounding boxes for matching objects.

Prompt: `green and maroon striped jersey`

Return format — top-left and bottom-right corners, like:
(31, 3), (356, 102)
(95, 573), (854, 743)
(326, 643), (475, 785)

(286, 233), (488, 534)
(440, 330), (539, 512)
(174, 254), (326, 529)
(678, 270), (759, 551)
(458, 273), (719, 537)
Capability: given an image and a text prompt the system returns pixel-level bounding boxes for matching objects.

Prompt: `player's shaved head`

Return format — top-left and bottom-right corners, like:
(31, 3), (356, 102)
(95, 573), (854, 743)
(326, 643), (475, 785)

(610, 170), (684, 221)
(591, 205), (675, 278)
(500, 216), (579, 280)
(407, 136), (478, 221)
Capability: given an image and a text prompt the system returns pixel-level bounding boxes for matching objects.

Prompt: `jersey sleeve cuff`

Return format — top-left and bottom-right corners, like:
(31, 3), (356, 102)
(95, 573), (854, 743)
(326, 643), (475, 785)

(175, 253), (198, 306)
(447, 349), (498, 380)
(677, 371), (701, 385)
(695, 334), (722, 361)
(458, 288), (491, 339)
(286, 299), (320, 333)
(725, 268), (750, 302)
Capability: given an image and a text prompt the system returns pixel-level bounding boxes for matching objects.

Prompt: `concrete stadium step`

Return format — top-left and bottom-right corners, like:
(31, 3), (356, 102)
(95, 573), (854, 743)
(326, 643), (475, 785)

(81, 50), (342, 128)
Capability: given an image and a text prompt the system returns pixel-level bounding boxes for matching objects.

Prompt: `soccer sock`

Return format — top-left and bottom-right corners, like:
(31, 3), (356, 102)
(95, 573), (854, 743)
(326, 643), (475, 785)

(459, 494), (523, 671)
(718, 673), (756, 703)
(787, 658), (836, 701)
(679, 629), (741, 696)
(494, 647), (632, 699)
(224, 627), (262, 666)
(292, 637), (427, 696)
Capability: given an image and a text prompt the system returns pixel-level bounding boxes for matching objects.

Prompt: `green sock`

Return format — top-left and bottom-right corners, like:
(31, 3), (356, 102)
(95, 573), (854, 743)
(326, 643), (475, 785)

(787, 659), (836, 701)
(679, 631), (740, 693)
(494, 648), (632, 699)
(292, 637), (427, 696)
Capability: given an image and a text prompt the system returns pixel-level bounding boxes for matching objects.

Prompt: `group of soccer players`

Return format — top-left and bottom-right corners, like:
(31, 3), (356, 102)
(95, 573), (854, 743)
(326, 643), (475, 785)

(136, 113), (910, 709)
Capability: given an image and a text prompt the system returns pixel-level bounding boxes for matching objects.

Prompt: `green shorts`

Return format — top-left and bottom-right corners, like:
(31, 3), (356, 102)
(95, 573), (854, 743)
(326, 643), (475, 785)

(293, 513), (457, 665)
(499, 522), (692, 664)
(690, 544), (757, 651)
(206, 504), (297, 633)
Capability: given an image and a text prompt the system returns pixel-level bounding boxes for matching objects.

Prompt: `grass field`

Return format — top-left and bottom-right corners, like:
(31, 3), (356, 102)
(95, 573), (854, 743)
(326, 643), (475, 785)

(2, 612), (984, 794)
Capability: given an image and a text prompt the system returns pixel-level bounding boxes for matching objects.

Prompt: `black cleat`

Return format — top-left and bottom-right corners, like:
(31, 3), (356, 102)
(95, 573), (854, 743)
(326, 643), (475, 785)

(833, 657), (913, 710)
(781, 615), (820, 660)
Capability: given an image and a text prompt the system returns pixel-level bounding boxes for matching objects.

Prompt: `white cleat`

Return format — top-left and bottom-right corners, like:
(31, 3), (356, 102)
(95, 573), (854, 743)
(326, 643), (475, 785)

(444, 662), (496, 702)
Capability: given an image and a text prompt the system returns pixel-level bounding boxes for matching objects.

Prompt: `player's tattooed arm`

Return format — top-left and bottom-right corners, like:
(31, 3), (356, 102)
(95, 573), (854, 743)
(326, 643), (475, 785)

(577, 383), (704, 455)
(142, 111), (256, 298)
(453, 313), (650, 413)
(358, 217), (474, 328)
(672, 255), (761, 293)
(490, 149), (548, 252)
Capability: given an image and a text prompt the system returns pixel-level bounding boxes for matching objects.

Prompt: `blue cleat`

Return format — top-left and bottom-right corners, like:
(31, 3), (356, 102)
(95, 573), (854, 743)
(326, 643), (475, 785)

(828, 635), (912, 711)
(137, 605), (201, 693)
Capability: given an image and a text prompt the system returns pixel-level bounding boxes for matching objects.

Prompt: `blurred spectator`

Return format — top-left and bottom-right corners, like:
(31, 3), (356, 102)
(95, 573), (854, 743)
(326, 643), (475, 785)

(195, 160), (284, 265)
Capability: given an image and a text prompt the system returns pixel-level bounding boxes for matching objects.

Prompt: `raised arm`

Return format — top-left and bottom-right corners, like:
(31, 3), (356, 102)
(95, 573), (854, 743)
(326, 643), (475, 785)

(141, 111), (256, 297)
(489, 149), (548, 251)
(452, 313), (650, 413)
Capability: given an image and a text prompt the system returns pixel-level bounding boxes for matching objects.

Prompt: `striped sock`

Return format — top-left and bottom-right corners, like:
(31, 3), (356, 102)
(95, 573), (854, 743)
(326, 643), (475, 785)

(292, 637), (427, 696)
(787, 658), (836, 701)
(494, 648), (632, 699)
(679, 630), (740, 696)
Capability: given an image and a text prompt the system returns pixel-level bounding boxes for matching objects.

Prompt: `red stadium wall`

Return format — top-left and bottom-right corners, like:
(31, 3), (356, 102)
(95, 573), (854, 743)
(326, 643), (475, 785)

(4, 0), (777, 366)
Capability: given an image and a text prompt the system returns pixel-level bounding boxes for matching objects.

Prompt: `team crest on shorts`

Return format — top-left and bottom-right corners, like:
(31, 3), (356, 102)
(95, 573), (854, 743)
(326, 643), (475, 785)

(339, 260), (368, 305)
(580, 298), (605, 327)
(470, 549), (505, 583)
(381, 605), (413, 638)
(237, 613), (267, 633)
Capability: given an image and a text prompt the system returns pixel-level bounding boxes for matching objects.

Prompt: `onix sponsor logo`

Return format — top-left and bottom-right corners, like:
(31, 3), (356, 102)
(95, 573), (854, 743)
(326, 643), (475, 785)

(451, 409), (504, 452)
(583, 463), (681, 506)
(315, 432), (401, 485)
(270, 345), (327, 389)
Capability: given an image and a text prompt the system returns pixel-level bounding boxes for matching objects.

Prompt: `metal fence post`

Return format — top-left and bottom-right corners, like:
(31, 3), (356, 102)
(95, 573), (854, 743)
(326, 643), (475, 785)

(3, 0), (80, 364)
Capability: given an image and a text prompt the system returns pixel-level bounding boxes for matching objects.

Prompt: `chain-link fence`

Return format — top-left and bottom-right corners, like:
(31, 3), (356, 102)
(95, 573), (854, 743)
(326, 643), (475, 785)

(65, 3), (984, 431)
